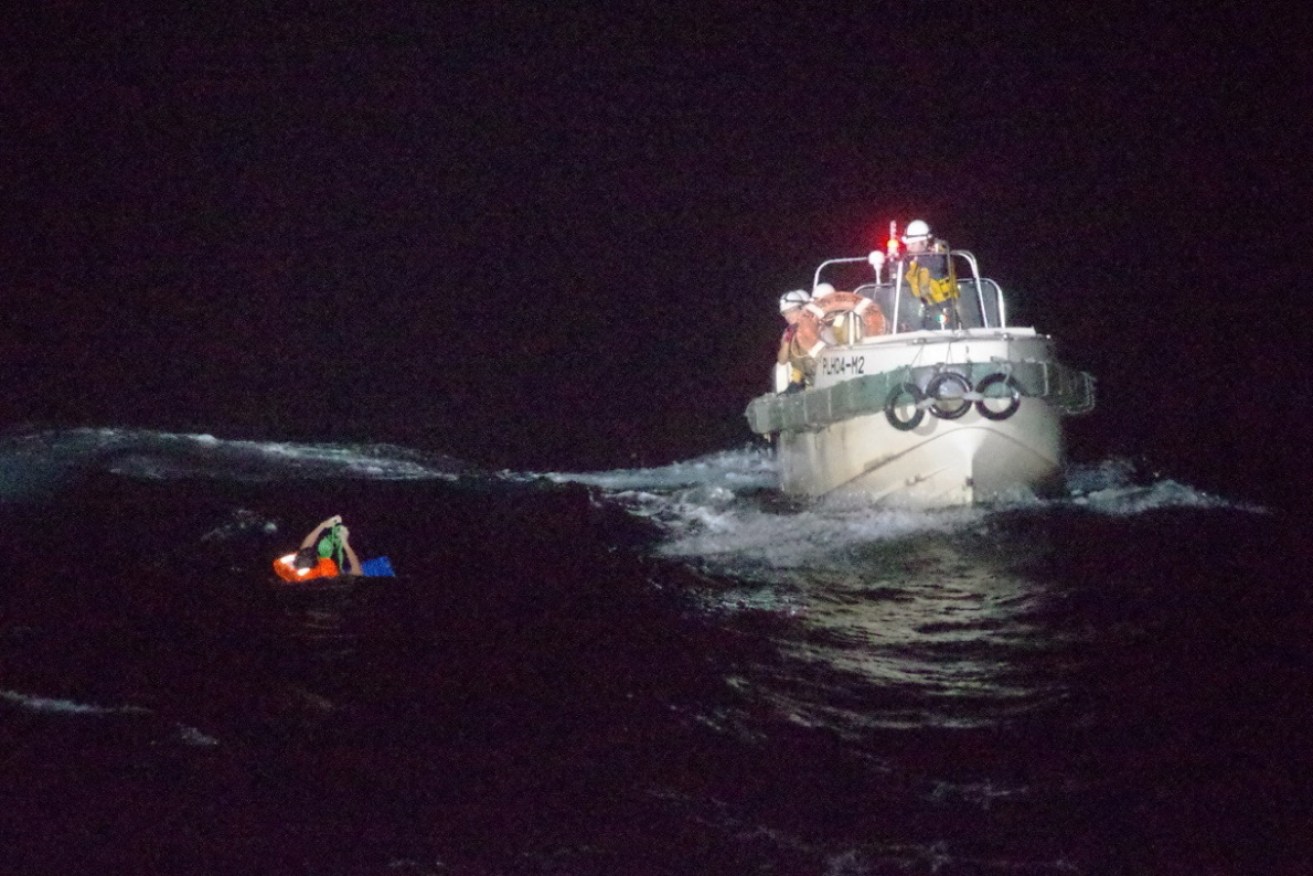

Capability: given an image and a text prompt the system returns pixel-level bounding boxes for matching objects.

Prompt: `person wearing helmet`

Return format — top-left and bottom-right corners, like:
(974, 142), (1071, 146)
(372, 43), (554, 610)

(777, 289), (811, 393)
(900, 220), (961, 330)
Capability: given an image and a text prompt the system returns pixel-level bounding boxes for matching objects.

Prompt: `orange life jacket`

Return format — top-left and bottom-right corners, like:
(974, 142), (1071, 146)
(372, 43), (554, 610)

(273, 554), (341, 582)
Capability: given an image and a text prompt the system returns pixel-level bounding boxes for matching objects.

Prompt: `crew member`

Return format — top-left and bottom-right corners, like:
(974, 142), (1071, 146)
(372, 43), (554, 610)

(901, 219), (961, 330)
(776, 289), (813, 393)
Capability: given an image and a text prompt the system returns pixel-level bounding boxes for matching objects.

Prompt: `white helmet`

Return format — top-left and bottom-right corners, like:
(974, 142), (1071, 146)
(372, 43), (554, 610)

(812, 282), (836, 299)
(902, 219), (931, 243)
(778, 289), (809, 313)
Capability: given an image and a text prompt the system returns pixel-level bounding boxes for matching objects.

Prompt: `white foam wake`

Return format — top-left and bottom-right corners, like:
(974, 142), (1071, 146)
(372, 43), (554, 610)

(545, 449), (1264, 572)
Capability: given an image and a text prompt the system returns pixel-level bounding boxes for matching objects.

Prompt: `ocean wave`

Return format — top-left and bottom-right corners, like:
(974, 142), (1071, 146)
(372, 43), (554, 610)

(541, 444), (778, 492)
(1, 689), (219, 746)
(1, 688), (152, 716)
(0, 426), (479, 494)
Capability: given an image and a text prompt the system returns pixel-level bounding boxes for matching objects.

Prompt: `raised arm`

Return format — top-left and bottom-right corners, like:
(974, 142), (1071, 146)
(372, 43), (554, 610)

(299, 515), (343, 549)
(339, 527), (363, 575)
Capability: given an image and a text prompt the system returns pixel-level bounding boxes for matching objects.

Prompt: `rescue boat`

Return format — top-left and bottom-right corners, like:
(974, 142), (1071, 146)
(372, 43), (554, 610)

(744, 247), (1095, 507)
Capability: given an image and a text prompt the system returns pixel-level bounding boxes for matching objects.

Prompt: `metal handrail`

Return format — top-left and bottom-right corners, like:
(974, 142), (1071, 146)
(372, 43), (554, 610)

(811, 256), (874, 292)
(810, 251), (1010, 336)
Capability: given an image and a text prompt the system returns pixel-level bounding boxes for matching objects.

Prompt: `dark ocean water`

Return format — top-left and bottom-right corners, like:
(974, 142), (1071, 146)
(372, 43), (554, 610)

(1, 428), (1308, 875)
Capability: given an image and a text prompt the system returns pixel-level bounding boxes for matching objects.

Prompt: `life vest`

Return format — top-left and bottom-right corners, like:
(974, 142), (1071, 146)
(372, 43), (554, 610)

(777, 324), (798, 363)
(777, 324), (808, 385)
(273, 550), (341, 583)
(903, 244), (958, 304)
(795, 292), (887, 353)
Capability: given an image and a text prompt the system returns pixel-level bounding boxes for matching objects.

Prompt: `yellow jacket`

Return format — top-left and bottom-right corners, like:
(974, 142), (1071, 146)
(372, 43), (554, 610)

(903, 242), (957, 304)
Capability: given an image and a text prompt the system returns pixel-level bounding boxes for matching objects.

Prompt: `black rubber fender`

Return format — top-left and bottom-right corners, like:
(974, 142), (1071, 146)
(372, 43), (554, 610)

(927, 372), (973, 420)
(975, 373), (1023, 420)
(884, 382), (926, 431)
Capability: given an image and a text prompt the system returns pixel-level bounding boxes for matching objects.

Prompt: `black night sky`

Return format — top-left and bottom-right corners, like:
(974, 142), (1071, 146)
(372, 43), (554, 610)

(3, 4), (1309, 505)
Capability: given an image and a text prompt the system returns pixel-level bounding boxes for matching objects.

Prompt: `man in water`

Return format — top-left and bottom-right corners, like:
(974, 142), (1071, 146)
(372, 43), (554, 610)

(272, 515), (362, 581)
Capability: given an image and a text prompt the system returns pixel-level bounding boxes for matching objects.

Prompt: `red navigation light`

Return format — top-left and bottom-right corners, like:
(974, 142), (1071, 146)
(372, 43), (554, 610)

(886, 221), (900, 258)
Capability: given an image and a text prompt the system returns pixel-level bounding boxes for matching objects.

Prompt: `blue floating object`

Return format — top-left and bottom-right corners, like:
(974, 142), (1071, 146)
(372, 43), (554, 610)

(360, 556), (395, 577)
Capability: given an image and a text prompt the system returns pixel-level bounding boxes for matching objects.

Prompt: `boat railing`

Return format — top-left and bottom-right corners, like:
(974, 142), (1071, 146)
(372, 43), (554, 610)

(947, 250), (1008, 330)
(816, 250), (1009, 337)
(811, 256), (876, 292)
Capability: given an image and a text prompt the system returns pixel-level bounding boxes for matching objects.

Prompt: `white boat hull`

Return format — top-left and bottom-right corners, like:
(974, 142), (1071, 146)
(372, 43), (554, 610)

(749, 328), (1091, 508)
(776, 396), (1064, 506)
